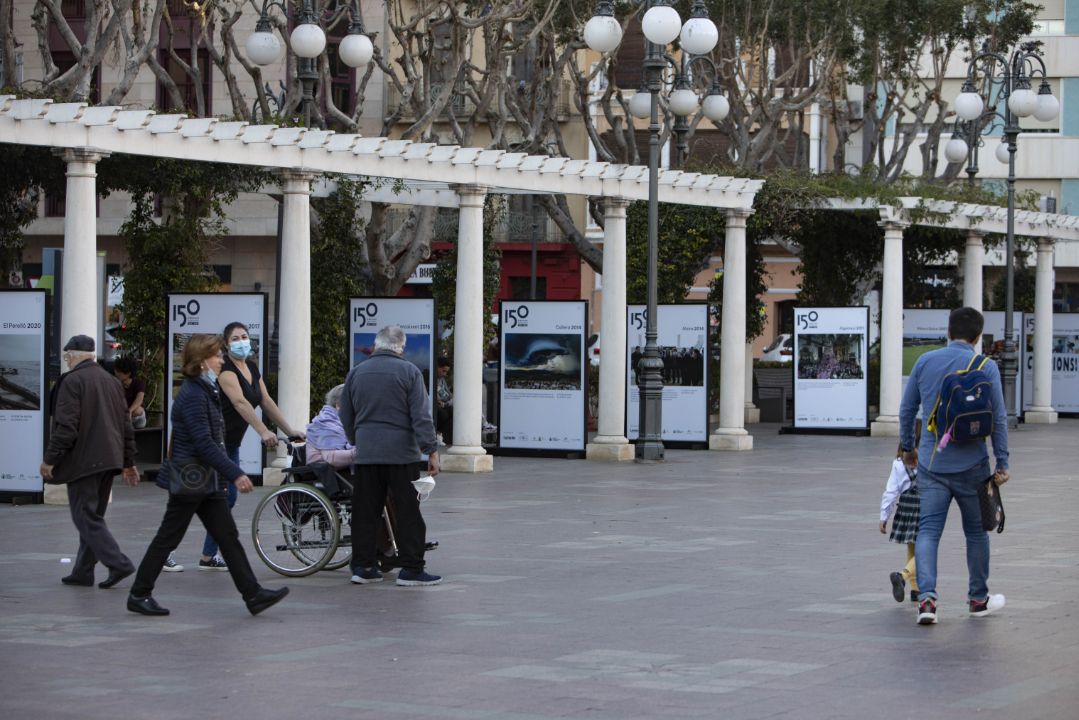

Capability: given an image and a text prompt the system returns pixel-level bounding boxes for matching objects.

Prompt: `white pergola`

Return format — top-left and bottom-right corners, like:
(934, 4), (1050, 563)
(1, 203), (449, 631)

(828, 198), (1079, 434)
(0, 96), (764, 472)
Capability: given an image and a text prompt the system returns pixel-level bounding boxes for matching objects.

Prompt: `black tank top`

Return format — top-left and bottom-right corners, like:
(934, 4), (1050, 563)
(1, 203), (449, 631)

(220, 355), (263, 448)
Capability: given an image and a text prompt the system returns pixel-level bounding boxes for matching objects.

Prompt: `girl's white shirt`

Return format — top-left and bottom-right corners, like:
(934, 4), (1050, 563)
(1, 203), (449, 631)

(880, 458), (916, 521)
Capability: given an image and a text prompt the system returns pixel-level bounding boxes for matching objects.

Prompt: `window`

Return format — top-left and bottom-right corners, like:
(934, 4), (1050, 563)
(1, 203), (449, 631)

(157, 48), (211, 115)
(509, 276), (547, 300)
(506, 195), (547, 242)
(60, 0), (86, 18)
(613, 20), (644, 89)
(325, 41), (356, 124)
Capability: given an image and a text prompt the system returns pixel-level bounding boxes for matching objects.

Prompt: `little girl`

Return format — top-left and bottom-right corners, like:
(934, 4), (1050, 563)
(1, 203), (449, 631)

(879, 421), (921, 603)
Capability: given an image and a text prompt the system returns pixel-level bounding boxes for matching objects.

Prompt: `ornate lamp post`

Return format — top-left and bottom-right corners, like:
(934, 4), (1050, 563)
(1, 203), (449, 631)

(245, 0), (374, 127)
(945, 40), (1058, 428)
(585, 0), (728, 461)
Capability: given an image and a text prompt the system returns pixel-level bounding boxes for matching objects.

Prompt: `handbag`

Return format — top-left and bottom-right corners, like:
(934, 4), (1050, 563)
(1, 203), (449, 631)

(977, 476), (1005, 533)
(159, 430), (218, 497)
(167, 458), (218, 496)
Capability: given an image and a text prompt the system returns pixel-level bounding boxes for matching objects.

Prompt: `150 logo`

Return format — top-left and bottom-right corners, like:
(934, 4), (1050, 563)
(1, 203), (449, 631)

(504, 304), (530, 329)
(353, 302), (379, 328)
(629, 308), (648, 330)
(172, 299), (201, 328)
(796, 310), (819, 331)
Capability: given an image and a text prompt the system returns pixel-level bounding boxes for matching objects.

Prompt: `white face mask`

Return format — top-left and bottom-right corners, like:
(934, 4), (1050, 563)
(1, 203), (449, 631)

(412, 476), (436, 502)
(229, 340), (252, 359)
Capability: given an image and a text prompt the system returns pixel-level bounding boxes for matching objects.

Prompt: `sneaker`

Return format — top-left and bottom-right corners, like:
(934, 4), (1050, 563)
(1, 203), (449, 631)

(917, 597), (938, 625)
(889, 571), (905, 603)
(162, 554), (184, 572)
(396, 569), (442, 586)
(350, 567), (384, 584)
(198, 556), (228, 571)
(969, 594), (1006, 617)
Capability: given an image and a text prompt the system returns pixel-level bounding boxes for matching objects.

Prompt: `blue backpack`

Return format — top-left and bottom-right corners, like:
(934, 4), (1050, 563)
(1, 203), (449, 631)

(926, 354), (995, 450)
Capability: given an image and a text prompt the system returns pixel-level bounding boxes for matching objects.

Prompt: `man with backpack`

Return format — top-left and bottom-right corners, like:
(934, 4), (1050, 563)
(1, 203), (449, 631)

(899, 307), (1010, 626)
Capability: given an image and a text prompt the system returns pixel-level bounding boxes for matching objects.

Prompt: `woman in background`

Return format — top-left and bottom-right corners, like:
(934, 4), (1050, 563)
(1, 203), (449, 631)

(199, 321), (303, 572)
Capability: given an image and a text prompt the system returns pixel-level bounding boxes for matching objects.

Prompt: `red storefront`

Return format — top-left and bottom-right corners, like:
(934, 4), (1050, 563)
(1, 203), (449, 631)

(397, 241), (582, 308)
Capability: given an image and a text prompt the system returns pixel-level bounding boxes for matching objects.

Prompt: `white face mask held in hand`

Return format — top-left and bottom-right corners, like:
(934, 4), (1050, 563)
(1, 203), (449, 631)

(412, 475), (436, 502)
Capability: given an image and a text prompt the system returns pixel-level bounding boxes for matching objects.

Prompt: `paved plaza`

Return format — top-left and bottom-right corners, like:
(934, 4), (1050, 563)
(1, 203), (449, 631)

(2, 421), (1078, 720)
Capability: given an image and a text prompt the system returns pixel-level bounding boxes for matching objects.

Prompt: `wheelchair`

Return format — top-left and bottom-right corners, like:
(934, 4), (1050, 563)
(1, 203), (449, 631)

(251, 442), (398, 577)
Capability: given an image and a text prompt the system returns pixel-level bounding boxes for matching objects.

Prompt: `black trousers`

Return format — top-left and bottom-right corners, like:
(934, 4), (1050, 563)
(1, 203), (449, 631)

(66, 471), (134, 580)
(436, 405), (453, 444)
(131, 491), (260, 600)
(351, 464), (426, 572)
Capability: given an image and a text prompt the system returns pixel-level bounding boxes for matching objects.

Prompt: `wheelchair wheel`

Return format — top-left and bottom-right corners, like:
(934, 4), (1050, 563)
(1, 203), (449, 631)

(252, 484), (339, 576)
(322, 497), (353, 571)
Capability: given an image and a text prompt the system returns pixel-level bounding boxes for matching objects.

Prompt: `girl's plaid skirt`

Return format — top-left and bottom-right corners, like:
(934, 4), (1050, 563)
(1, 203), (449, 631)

(889, 487), (919, 544)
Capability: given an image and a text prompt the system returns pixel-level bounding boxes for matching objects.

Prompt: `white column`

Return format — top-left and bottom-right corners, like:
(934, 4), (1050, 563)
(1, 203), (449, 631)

(744, 343), (760, 424)
(963, 231), (984, 311)
(1027, 237), (1058, 423)
(59, 149), (105, 354)
(711, 209), (753, 451)
(443, 185), (493, 473)
(277, 170), (314, 437)
(587, 198), (633, 461)
(48, 149), (107, 505)
(871, 218), (907, 437)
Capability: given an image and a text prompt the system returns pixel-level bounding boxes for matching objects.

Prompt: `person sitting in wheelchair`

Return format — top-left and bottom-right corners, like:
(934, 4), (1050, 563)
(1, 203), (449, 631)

(305, 384), (356, 470)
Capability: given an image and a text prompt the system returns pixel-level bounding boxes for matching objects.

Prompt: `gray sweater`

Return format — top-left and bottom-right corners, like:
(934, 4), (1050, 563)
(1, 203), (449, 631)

(339, 350), (437, 464)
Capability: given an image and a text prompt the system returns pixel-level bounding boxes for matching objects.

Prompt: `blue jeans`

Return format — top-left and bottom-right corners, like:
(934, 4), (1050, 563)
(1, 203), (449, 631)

(202, 445), (240, 558)
(915, 459), (992, 602)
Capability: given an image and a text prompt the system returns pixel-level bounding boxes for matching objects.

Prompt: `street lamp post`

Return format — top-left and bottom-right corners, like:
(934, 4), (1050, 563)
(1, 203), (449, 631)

(585, 0), (727, 461)
(245, 0), (374, 127)
(945, 40), (1058, 428)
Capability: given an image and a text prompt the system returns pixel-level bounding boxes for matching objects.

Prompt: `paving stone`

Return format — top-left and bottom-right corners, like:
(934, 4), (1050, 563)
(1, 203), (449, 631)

(2, 421), (1079, 718)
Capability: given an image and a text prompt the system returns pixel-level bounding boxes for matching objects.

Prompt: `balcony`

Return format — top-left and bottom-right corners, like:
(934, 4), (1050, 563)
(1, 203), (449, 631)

(385, 80), (575, 122)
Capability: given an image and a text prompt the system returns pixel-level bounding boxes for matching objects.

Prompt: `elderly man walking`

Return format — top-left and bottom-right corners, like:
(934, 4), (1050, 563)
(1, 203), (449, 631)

(899, 307), (1009, 626)
(42, 335), (140, 589)
(339, 325), (442, 586)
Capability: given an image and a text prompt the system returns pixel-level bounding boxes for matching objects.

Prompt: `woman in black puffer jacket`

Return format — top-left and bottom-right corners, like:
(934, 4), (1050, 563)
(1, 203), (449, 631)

(127, 334), (288, 617)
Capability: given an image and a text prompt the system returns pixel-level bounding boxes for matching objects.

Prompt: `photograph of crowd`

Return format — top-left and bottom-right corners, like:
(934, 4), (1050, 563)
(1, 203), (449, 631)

(504, 333), (582, 390)
(797, 333), (865, 380)
(0, 334), (42, 411)
(353, 332), (431, 390)
(629, 345), (705, 387)
(902, 335), (947, 375)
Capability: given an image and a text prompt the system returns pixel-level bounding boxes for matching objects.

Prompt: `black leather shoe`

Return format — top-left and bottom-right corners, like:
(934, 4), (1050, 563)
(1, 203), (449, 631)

(61, 574), (94, 587)
(127, 594), (170, 616)
(98, 567), (134, 589)
(245, 586), (289, 616)
(425, 540), (439, 551)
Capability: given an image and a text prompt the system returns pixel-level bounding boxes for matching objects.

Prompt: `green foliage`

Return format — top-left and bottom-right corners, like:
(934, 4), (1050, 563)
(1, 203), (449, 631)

(117, 196), (221, 413)
(792, 210), (883, 306)
(0, 145), (65, 286)
(903, 225), (963, 308)
(309, 178), (371, 417)
(708, 241), (768, 343)
(431, 195), (504, 357)
(987, 250), (1036, 313)
(625, 200), (719, 305)
(113, 158), (271, 412)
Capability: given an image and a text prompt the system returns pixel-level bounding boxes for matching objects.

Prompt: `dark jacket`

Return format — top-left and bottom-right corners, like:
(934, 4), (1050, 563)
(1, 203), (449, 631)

(339, 350), (437, 464)
(170, 376), (245, 487)
(44, 359), (136, 484)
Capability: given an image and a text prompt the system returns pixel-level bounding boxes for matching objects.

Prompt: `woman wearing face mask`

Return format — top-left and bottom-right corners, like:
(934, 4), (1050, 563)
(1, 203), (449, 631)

(197, 321), (303, 571)
(127, 334), (288, 616)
